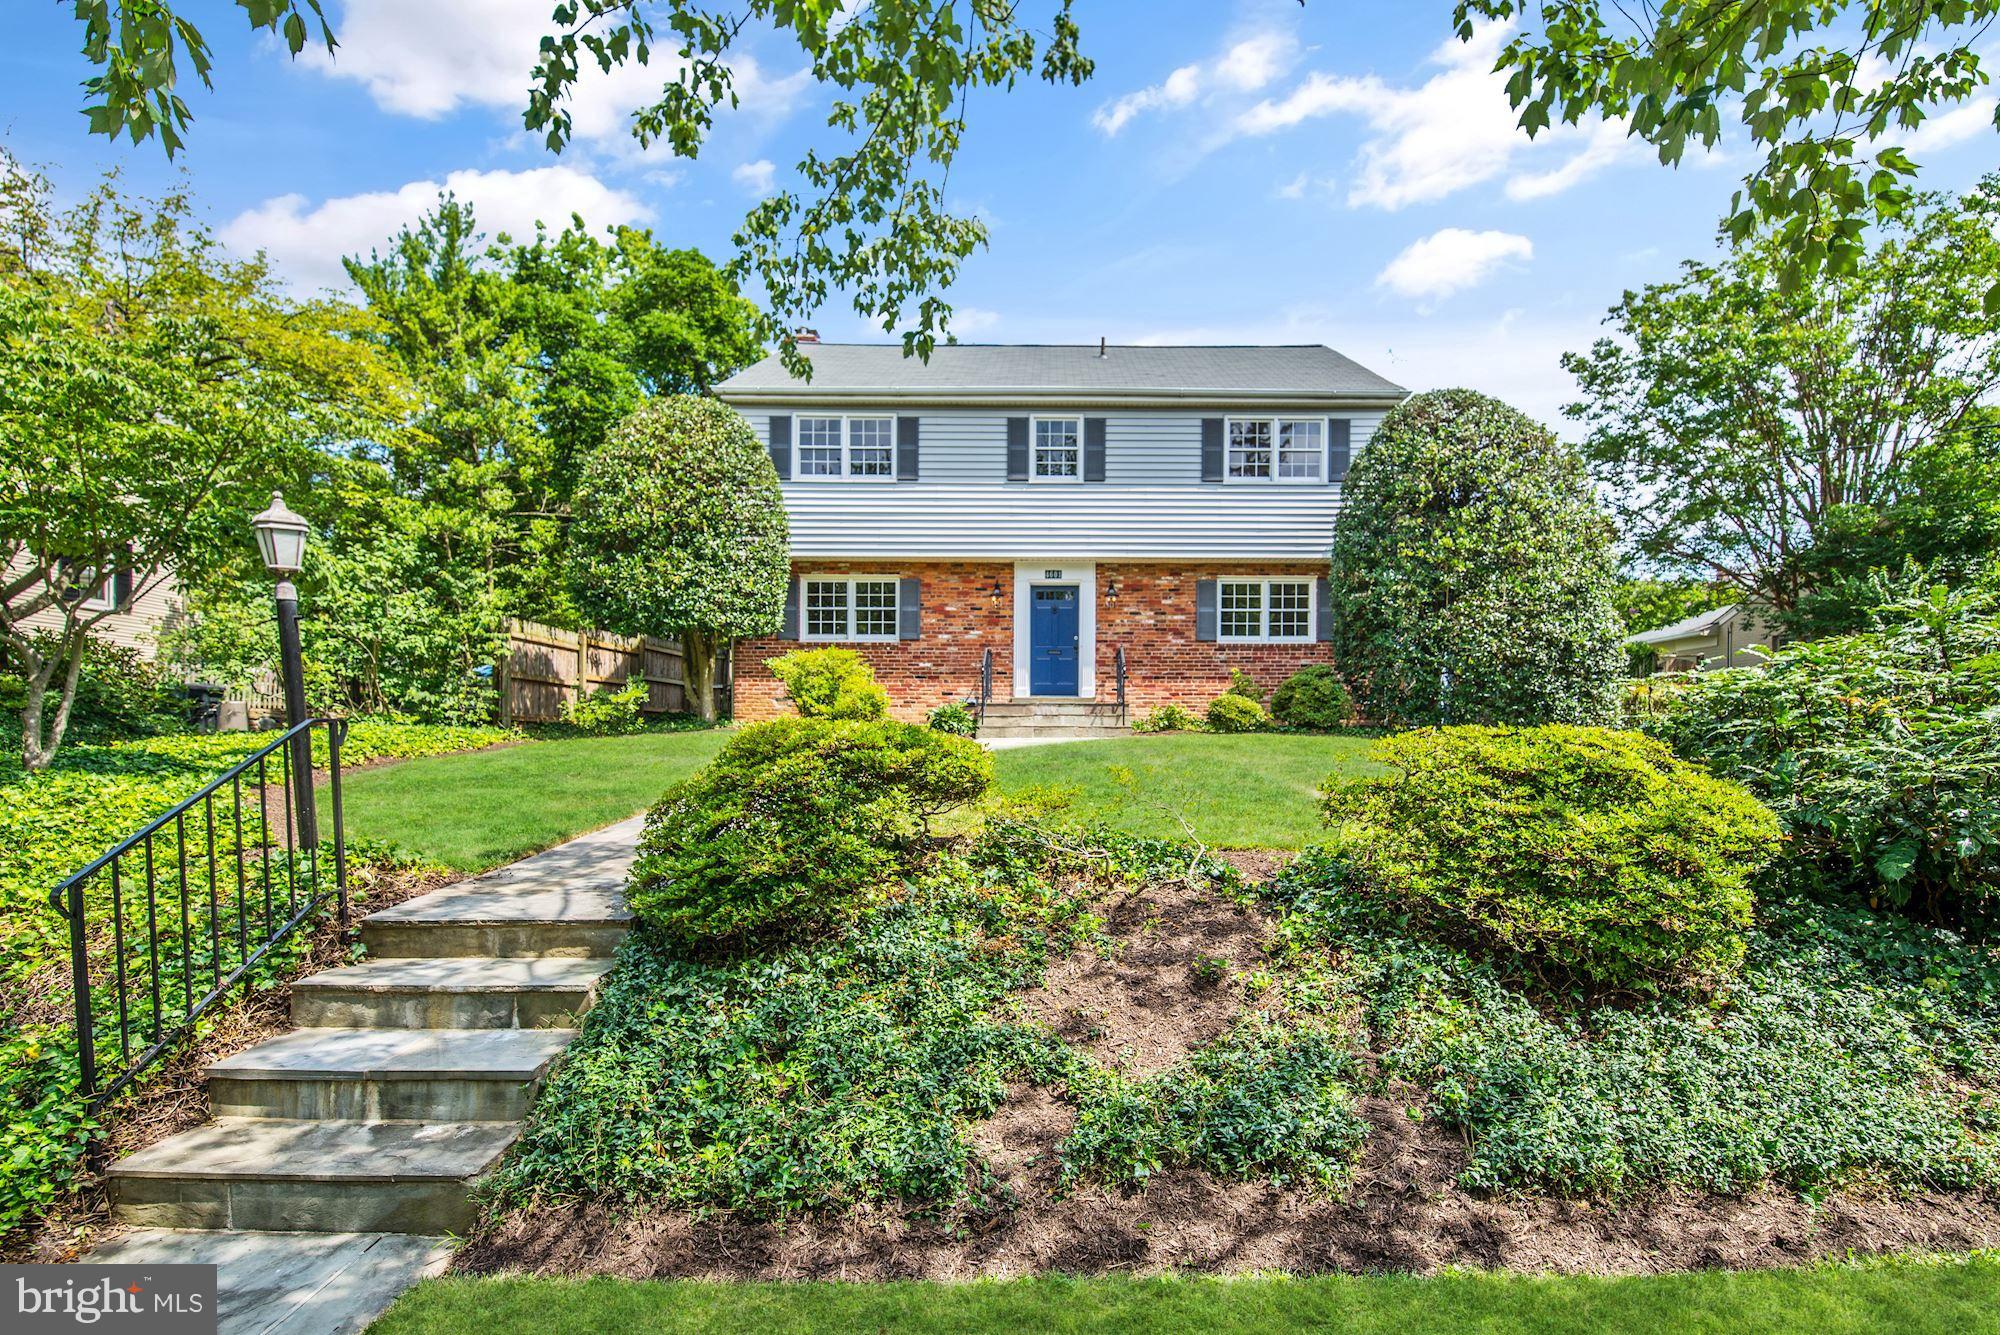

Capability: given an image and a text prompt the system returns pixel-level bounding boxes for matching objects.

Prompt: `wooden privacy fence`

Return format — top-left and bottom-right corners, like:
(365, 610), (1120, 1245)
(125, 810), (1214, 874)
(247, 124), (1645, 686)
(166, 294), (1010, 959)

(496, 619), (731, 724)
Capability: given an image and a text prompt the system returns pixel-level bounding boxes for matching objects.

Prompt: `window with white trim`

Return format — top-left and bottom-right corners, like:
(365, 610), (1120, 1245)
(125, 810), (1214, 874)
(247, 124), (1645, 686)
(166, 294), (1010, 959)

(802, 576), (900, 641)
(1227, 417), (1324, 482)
(1218, 577), (1314, 642)
(795, 416), (895, 478)
(1034, 417), (1080, 479)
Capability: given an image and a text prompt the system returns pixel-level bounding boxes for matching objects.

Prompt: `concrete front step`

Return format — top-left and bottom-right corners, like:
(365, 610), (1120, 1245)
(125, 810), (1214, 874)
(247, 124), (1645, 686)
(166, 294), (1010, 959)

(292, 957), (614, 1030)
(979, 725), (1131, 740)
(108, 1119), (519, 1234)
(360, 884), (631, 959)
(208, 1027), (576, 1122)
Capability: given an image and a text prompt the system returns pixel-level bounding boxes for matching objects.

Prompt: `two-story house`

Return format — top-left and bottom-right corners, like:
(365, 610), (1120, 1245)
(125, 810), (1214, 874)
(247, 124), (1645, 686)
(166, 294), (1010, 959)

(715, 340), (1408, 724)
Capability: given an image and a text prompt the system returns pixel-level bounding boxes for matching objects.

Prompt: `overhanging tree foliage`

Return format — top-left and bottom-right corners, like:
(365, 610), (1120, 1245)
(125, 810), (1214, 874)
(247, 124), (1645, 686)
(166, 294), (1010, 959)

(1565, 175), (2000, 627)
(1332, 388), (1624, 727)
(1456, 1), (2000, 304)
(566, 396), (790, 721)
(0, 154), (401, 769)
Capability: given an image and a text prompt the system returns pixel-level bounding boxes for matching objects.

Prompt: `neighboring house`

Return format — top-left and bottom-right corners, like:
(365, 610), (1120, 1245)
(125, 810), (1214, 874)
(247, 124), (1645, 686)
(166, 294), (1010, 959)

(715, 340), (1408, 722)
(1627, 602), (1784, 672)
(4, 553), (184, 660)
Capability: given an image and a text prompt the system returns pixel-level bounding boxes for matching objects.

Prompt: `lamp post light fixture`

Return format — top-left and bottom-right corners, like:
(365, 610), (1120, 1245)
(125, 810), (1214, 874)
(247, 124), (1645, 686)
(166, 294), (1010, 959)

(252, 492), (317, 847)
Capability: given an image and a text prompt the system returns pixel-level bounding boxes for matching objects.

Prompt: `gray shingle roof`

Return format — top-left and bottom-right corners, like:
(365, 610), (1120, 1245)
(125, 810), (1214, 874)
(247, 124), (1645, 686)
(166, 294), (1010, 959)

(1627, 604), (1742, 645)
(716, 343), (1407, 399)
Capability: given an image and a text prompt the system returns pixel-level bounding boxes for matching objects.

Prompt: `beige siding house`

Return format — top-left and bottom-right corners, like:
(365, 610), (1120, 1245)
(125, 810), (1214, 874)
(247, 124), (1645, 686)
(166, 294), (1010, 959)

(5, 554), (185, 660)
(1628, 602), (1785, 672)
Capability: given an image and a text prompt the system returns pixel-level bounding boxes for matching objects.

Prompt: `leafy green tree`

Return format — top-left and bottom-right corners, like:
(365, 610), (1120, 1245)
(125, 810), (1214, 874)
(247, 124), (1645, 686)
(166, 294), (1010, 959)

(0, 153), (399, 768)
(1332, 388), (1624, 727)
(567, 396), (790, 720)
(66, 2), (1088, 372)
(1566, 177), (2000, 628)
(1457, 1), (2000, 304)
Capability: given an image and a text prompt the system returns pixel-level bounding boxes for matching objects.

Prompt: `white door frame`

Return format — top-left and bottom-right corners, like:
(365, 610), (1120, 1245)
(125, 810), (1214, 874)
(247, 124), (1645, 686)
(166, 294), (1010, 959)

(1012, 561), (1096, 698)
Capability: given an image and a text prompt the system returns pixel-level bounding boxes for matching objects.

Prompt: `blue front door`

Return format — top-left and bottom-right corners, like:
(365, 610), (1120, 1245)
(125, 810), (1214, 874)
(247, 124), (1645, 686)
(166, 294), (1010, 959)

(1030, 585), (1081, 695)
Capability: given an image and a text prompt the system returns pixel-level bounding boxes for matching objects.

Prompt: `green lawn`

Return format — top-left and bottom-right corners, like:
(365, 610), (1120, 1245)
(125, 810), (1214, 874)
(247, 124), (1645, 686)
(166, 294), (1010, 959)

(328, 730), (728, 871)
(372, 1257), (2000, 1334)
(989, 733), (1380, 847)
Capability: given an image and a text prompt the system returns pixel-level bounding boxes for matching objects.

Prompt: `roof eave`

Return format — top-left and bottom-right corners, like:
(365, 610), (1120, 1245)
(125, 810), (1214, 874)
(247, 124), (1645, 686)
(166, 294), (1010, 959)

(715, 386), (1409, 408)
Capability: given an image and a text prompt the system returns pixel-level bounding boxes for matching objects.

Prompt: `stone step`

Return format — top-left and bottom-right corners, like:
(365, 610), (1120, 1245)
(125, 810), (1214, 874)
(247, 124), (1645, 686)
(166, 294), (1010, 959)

(207, 1028), (576, 1122)
(292, 957), (615, 1030)
(984, 699), (1126, 716)
(108, 1119), (518, 1234)
(360, 883), (632, 959)
(979, 725), (1131, 740)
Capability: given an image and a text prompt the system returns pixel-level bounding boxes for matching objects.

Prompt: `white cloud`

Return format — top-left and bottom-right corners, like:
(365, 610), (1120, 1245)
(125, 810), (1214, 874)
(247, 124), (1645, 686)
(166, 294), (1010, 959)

(1275, 170), (1337, 200)
(1231, 22), (1637, 209)
(948, 306), (1002, 336)
(732, 159), (777, 195)
(219, 166), (654, 292)
(1092, 30), (1298, 135)
(1376, 228), (1534, 302)
(298, 0), (808, 142)
(1890, 95), (1998, 155)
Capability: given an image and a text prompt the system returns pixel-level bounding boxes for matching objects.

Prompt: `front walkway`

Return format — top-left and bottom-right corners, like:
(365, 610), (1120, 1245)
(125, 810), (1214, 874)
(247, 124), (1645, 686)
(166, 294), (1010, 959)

(82, 815), (646, 1335)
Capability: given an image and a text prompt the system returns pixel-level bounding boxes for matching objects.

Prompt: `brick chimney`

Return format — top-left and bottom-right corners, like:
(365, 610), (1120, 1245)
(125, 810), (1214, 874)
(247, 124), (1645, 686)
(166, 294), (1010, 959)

(794, 327), (820, 344)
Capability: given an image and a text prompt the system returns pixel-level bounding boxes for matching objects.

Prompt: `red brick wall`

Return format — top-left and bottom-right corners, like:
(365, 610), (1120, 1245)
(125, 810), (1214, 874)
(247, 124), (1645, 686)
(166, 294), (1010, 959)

(1097, 562), (1335, 711)
(733, 560), (1336, 722)
(735, 561), (1014, 722)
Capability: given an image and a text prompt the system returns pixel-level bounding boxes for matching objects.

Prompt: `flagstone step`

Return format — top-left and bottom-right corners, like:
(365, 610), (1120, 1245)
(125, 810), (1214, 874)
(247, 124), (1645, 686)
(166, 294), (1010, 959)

(207, 1027), (576, 1122)
(291, 956), (615, 1030)
(108, 1119), (519, 1234)
(359, 883), (632, 959)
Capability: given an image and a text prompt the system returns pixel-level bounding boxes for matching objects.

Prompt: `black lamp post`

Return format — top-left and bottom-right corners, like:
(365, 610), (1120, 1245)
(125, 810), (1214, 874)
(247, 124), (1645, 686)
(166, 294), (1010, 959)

(252, 492), (316, 847)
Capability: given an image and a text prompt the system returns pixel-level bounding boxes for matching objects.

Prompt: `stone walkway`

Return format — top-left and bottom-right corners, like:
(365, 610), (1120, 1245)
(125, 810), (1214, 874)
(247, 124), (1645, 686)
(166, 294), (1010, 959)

(83, 816), (645, 1333)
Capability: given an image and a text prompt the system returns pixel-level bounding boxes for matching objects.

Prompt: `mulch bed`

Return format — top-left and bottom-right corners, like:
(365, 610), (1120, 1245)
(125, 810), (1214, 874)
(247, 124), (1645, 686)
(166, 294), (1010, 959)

(0, 860), (457, 1264)
(455, 865), (2000, 1280)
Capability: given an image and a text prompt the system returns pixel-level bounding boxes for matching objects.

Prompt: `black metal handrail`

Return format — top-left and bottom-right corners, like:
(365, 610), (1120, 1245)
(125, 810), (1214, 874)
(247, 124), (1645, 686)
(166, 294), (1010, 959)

(978, 648), (994, 729)
(50, 717), (349, 1114)
(1114, 646), (1129, 725)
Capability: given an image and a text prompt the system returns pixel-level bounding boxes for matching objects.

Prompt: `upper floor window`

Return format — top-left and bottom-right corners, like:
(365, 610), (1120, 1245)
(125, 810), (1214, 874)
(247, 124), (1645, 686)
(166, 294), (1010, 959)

(1227, 417), (1324, 482)
(1034, 418), (1081, 479)
(1218, 577), (1314, 642)
(803, 575), (900, 641)
(797, 416), (895, 478)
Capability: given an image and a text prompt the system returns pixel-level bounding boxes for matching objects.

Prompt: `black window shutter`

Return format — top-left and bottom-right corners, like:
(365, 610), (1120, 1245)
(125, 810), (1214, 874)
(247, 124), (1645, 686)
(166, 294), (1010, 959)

(1084, 417), (1107, 482)
(897, 416), (920, 481)
(1328, 419), (1351, 483)
(1006, 417), (1029, 481)
(898, 577), (922, 640)
(1315, 577), (1334, 642)
(768, 415), (793, 480)
(1200, 418), (1224, 481)
(112, 569), (134, 609)
(781, 577), (801, 639)
(1195, 579), (1218, 641)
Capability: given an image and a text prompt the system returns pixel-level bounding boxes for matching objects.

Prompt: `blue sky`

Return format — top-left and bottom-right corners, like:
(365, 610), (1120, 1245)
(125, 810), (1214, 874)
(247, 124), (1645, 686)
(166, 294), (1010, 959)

(5, 1), (1996, 425)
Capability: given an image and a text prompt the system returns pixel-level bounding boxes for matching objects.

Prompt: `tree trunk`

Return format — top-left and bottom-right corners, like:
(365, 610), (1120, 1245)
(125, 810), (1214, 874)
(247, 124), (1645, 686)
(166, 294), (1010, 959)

(17, 627), (85, 771)
(680, 629), (718, 722)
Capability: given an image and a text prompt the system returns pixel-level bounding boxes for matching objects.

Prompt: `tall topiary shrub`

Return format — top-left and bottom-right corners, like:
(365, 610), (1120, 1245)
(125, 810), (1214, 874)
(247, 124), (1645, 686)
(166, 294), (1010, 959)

(1331, 389), (1624, 726)
(567, 396), (790, 720)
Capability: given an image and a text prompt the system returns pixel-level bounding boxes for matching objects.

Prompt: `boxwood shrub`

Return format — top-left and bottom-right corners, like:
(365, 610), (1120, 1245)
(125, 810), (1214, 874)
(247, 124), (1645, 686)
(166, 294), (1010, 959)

(766, 647), (891, 720)
(630, 717), (992, 945)
(1322, 725), (1781, 993)
(1270, 665), (1351, 730)
(1204, 693), (1270, 734)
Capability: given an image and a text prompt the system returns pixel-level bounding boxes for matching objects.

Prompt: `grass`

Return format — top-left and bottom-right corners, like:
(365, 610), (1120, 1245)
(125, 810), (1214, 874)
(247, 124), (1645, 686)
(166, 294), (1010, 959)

(373, 1257), (2000, 1334)
(328, 730), (728, 871)
(989, 733), (1381, 847)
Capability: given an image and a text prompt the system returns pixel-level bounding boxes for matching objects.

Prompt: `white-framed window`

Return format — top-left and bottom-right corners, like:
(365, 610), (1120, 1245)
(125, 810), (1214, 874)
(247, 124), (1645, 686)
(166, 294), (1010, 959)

(1033, 417), (1081, 479)
(1227, 417), (1325, 482)
(1217, 577), (1315, 642)
(802, 575), (901, 641)
(794, 415), (896, 479)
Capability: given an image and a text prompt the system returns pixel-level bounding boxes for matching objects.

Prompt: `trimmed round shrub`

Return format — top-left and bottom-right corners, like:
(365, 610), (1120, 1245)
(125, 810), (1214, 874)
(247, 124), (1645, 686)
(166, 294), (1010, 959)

(1323, 725), (1781, 992)
(1205, 693), (1270, 733)
(1270, 665), (1351, 730)
(1132, 703), (1202, 733)
(766, 647), (890, 720)
(1331, 389), (1624, 727)
(631, 717), (992, 945)
(926, 699), (978, 736)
